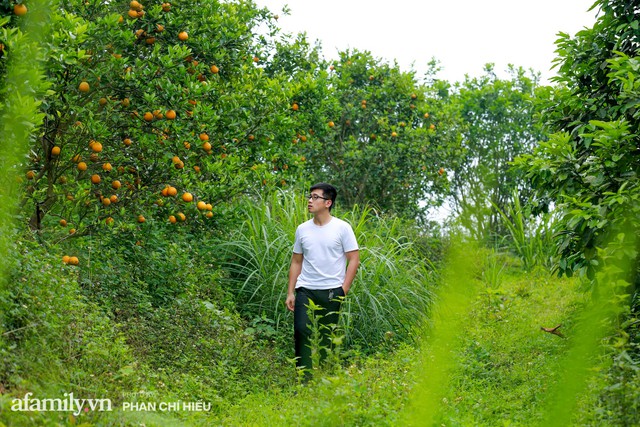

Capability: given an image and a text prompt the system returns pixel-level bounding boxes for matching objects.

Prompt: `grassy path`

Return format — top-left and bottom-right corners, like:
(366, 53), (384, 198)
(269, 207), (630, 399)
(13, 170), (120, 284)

(220, 252), (587, 426)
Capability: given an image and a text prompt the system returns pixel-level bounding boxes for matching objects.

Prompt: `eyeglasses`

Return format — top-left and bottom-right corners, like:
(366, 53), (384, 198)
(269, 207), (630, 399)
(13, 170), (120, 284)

(307, 194), (329, 201)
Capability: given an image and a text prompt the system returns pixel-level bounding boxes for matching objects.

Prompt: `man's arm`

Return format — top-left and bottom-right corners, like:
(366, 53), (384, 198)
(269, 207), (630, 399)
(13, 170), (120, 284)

(342, 250), (360, 295)
(286, 253), (303, 311)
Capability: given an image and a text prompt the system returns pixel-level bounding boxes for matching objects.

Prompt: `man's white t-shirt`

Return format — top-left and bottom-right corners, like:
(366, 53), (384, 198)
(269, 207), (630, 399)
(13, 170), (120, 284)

(293, 217), (359, 290)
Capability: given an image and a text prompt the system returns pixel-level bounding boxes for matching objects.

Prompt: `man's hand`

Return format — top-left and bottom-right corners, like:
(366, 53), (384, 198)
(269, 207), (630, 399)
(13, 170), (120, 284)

(286, 293), (295, 312)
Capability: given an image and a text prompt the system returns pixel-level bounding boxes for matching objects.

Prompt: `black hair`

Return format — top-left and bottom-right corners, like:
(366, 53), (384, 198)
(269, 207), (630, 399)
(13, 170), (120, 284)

(310, 183), (337, 211)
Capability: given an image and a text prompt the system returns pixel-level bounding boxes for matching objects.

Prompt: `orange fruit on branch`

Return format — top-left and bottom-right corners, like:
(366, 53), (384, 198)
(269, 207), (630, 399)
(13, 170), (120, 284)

(14, 3), (27, 16)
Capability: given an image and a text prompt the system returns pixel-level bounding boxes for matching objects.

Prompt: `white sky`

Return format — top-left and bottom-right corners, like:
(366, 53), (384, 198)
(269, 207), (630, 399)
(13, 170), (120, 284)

(253, 0), (599, 84)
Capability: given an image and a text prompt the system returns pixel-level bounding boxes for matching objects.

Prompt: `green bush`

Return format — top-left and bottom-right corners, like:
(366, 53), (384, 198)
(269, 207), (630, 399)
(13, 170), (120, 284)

(0, 237), (139, 417)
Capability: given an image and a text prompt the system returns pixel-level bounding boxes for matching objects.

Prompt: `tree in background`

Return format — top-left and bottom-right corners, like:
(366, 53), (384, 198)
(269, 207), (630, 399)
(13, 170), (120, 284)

(437, 65), (545, 241)
(285, 50), (451, 221)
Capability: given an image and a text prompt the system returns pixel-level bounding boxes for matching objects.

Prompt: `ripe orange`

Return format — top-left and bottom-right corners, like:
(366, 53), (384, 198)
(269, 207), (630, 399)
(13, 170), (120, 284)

(77, 162), (88, 171)
(210, 65), (219, 74)
(145, 37), (155, 45)
(174, 161), (184, 169)
(130, 0), (142, 11)
(172, 156), (181, 164)
(292, 103), (299, 111)
(51, 146), (61, 156)
(105, 217), (114, 225)
(193, 165), (200, 172)
(156, 24), (165, 32)
(62, 255), (70, 264)
(91, 141), (103, 152)
(253, 56), (259, 63)
(438, 167), (445, 175)
(429, 124), (436, 131)
(178, 31), (188, 41)
(143, 112), (154, 122)
(328, 121), (335, 128)
(110, 194), (118, 203)
(162, 2), (171, 12)
(183, 141), (191, 149)
(14, 3), (27, 16)
(91, 174), (101, 184)
(153, 109), (163, 119)
(202, 142), (212, 151)
(205, 211), (213, 218)
(248, 134), (255, 141)
(197, 201), (206, 210)
(391, 131), (398, 138)
(182, 192), (193, 202)
(137, 215), (146, 223)
(199, 133), (209, 141)
(26, 170), (35, 180)
(112, 180), (121, 189)
(99, 97), (108, 106)
(68, 256), (79, 266)
(102, 163), (112, 172)
(102, 197), (111, 206)
(177, 212), (186, 222)
(167, 186), (178, 197)
(121, 98), (130, 107)
(411, 93), (417, 100)
(168, 215), (177, 224)
(165, 110), (177, 120)
(205, 203), (212, 211)
(123, 138), (132, 146)
(59, 219), (67, 227)
(424, 113), (430, 119)
(69, 228), (76, 234)
(78, 81), (90, 92)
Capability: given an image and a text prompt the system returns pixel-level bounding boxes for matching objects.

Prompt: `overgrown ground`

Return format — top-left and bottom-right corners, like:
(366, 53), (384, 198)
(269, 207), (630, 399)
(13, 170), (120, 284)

(218, 253), (588, 426)
(1, 244), (635, 426)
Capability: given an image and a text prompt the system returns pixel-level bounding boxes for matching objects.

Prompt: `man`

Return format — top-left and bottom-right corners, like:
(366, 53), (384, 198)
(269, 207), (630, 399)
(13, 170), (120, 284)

(286, 183), (360, 380)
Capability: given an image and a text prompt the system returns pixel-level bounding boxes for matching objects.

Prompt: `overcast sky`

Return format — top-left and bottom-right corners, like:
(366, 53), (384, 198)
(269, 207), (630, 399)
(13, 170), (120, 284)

(253, 0), (599, 84)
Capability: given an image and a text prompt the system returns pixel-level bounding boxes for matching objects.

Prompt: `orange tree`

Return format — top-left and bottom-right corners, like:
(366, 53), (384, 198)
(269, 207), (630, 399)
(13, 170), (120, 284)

(22, 0), (301, 244)
(276, 49), (452, 221)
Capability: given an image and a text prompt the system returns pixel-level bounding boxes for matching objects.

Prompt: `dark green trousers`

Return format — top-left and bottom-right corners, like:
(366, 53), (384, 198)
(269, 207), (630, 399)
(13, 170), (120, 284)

(294, 286), (345, 378)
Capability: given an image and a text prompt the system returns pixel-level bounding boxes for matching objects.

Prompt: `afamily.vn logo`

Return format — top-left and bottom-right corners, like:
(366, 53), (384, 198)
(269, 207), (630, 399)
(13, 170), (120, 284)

(11, 392), (112, 416)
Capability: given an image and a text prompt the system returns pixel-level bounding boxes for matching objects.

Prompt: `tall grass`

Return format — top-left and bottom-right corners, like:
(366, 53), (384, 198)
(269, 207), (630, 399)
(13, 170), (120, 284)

(217, 190), (438, 352)
(493, 189), (556, 270)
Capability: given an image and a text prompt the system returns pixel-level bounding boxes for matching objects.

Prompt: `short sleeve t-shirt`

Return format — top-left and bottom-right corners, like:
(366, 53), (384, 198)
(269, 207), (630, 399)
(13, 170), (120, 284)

(293, 217), (359, 290)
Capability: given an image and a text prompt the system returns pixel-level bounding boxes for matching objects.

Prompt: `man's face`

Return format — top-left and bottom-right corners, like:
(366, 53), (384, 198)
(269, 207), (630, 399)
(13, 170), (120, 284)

(307, 190), (330, 213)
